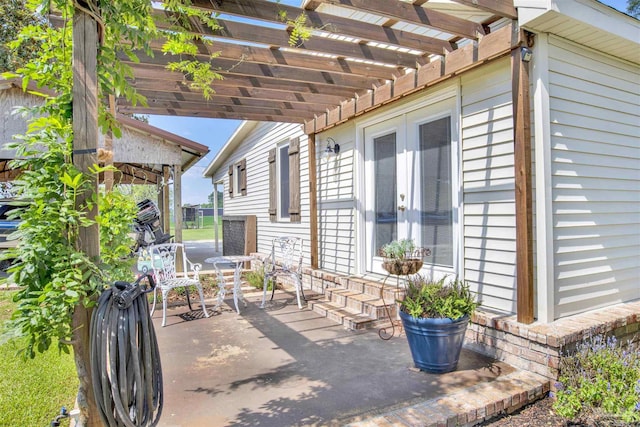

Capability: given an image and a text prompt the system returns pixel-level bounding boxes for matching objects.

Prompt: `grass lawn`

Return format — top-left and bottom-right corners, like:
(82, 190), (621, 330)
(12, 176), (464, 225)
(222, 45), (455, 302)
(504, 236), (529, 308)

(171, 216), (222, 241)
(0, 291), (78, 426)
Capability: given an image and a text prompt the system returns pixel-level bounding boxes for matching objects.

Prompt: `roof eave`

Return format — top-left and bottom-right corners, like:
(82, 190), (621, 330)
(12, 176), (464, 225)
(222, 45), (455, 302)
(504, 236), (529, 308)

(202, 120), (259, 178)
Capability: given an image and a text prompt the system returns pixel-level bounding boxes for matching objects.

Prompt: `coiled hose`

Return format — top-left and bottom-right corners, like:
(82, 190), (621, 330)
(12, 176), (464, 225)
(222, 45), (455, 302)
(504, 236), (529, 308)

(90, 275), (163, 426)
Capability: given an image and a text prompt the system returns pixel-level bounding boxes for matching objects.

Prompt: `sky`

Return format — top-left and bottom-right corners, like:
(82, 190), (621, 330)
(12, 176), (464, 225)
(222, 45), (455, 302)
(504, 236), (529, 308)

(147, 0), (631, 205)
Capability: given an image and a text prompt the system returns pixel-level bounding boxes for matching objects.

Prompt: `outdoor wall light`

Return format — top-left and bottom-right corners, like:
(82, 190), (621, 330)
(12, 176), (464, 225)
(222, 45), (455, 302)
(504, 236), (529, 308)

(323, 137), (340, 158)
(521, 46), (533, 63)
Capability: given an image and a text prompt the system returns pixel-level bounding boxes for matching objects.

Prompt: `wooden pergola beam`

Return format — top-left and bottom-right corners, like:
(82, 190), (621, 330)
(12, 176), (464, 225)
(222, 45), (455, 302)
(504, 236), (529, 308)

(122, 52), (382, 90)
(130, 66), (364, 98)
(147, 38), (402, 80)
(190, 0), (454, 55)
(121, 91), (333, 114)
(307, 0), (485, 39)
(129, 78), (350, 105)
(450, 0), (518, 19)
(125, 107), (307, 123)
(153, 11), (422, 68)
(119, 103), (314, 122)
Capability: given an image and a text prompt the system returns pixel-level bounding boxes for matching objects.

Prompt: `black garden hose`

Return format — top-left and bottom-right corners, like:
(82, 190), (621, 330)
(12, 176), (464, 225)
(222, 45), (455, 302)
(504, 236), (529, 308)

(90, 275), (163, 427)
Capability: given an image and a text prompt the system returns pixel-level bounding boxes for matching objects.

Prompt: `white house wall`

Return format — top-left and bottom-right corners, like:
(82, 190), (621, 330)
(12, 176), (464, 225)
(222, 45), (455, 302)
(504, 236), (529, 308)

(547, 36), (640, 318)
(211, 122), (311, 264)
(460, 58), (518, 314)
(317, 122), (356, 274)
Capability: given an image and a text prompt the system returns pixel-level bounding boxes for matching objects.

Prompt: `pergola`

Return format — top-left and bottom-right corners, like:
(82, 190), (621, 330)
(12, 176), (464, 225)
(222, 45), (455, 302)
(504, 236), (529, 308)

(73, 0), (534, 322)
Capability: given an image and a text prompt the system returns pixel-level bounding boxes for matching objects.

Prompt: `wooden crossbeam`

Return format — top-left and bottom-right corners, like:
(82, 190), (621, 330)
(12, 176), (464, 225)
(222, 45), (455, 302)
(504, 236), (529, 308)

(450, 0), (517, 19)
(129, 78), (350, 105)
(129, 64), (364, 98)
(152, 11), (422, 68)
(148, 38), (402, 80)
(123, 107), (307, 123)
(190, 0), (454, 55)
(122, 51), (382, 90)
(307, 0), (485, 39)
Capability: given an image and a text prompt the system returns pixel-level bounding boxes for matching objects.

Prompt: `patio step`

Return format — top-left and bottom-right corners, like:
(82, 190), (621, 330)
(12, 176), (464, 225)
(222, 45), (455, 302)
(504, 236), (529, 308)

(308, 300), (384, 330)
(344, 369), (550, 427)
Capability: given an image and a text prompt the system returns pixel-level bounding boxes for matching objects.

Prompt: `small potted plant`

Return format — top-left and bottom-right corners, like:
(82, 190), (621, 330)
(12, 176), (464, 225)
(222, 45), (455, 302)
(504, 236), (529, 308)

(398, 275), (479, 373)
(379, 238), (429, 276)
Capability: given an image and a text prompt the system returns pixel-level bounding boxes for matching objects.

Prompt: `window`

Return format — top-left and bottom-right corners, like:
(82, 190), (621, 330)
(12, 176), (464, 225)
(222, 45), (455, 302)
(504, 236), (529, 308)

(227, 159), (246, 198)
(269, 137), (300, 223)
(278, 143), (290, 220)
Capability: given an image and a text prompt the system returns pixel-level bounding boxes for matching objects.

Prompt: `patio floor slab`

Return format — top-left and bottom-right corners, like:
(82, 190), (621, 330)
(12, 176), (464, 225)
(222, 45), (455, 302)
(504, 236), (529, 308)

(153, 290), (548, 427)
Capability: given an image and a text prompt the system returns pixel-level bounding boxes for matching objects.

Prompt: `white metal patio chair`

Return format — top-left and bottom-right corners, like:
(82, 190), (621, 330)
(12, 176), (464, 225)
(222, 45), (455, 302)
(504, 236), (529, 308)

(261, 237), (305, 309)
(148, 243), (210, 326)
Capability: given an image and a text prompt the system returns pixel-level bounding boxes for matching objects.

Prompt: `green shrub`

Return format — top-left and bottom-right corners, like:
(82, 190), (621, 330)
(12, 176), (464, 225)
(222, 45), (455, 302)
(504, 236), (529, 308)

(553, 334), (640, 424)
(244, 266), (275, 291)
(399, 275), (478, 319)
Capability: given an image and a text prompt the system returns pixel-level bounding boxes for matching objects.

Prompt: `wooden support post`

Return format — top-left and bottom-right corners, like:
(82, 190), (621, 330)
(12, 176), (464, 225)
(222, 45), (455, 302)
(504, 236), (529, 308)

(173, 165), (183, 244)
(71, 8), (101, 426)
(512, 43), (534, 324)
(307, 133), (319, 269)
(162, 166), (171, 234)
(213, 181), (220, 252)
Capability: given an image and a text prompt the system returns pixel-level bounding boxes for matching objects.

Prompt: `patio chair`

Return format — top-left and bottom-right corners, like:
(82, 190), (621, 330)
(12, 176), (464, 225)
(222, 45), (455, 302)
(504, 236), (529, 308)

(261, 236), (305, 309)
(148, 243), (210, 326)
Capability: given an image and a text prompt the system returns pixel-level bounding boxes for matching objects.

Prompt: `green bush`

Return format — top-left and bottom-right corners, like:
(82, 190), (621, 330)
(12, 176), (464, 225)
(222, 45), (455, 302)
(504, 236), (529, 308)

(553, 334), (640, 424)
(399, 275), (478, 319)
(244, 266), (275, 291)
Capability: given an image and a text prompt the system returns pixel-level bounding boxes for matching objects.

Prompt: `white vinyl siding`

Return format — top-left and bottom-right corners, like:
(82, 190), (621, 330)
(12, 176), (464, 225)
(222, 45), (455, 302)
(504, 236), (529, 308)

(211, 122), (311, 265)
(461, 58), (517, 314)
(548, 36), (640, 318)
(318, 124), (356, 275)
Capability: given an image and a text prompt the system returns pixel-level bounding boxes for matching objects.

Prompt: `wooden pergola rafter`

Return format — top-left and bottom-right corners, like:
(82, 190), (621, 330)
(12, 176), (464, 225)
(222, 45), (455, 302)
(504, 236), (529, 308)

(119, 0), (521, 127)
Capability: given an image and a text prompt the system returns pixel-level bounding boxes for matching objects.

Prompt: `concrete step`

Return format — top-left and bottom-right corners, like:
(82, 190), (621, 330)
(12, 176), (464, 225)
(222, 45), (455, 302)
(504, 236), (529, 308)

(324, 287), (395, 320)
(345, 369), (550, 427)
(309, 300), (380, 330)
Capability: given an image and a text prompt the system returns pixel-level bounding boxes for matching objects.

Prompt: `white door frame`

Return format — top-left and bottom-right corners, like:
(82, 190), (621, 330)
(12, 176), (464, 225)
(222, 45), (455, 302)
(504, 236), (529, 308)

(354, 84), (462, 279)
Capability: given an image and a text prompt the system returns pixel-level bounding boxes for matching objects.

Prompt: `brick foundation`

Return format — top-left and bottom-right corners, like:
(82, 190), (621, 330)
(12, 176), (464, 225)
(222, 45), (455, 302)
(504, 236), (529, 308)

(251, 255), (640, 381)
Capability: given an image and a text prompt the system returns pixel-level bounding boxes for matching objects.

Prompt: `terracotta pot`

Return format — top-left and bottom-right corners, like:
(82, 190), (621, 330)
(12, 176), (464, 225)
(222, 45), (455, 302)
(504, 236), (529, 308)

(381, 259), (423, 275)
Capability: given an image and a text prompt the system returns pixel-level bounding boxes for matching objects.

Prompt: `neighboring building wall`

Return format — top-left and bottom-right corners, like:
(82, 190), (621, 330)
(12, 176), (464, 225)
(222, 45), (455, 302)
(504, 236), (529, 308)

(211, 122), (311, 264)
(547, 36), (640, 318)
(317, 122), (357, 275)
(100, 127), (182, 167)
(0, 87), (41, 158)
(460, 58), (517, 315)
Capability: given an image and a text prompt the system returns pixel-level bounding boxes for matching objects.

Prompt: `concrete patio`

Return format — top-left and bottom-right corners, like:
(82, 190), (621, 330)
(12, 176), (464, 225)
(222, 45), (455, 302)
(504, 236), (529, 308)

(152, 287), (549, 427)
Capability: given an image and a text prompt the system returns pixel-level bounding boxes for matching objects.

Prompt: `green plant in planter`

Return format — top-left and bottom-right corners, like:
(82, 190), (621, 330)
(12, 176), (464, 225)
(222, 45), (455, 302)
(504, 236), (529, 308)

(397, 275), (480, 373)
(399, 275), (478, 319)
(379, 239), (430, 276)
(380, 238), (417, 260)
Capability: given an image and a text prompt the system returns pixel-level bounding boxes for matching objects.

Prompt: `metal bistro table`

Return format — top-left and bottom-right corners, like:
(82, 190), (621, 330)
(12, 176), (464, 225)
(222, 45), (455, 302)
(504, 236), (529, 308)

(205, 255), (253, 314)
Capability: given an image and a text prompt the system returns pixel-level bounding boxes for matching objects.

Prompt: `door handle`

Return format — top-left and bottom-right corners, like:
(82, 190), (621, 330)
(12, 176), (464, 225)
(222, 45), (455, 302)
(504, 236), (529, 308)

(398, 205), (406, 212)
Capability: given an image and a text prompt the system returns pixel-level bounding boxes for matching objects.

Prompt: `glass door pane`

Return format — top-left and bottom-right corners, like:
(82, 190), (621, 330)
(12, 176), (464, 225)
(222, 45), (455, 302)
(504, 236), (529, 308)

(418, 117), (452, 267)
(373, 133), (397, 254)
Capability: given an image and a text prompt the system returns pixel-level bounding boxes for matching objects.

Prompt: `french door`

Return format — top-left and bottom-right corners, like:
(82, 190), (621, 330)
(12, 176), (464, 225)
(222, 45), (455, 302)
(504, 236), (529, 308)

(364, 102), (456, 275)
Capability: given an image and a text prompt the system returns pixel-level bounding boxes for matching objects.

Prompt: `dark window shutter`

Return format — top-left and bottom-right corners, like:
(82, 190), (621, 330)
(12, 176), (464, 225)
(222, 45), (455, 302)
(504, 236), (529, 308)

(288, 137), (301, 223)
(268, 148), (277, 222)
(228, 165), (234, 197)
(239, 159), (247, 196)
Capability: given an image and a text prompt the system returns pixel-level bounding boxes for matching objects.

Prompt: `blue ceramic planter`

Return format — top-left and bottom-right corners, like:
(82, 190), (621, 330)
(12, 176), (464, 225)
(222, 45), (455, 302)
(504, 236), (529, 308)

(399, 310), (469, 374)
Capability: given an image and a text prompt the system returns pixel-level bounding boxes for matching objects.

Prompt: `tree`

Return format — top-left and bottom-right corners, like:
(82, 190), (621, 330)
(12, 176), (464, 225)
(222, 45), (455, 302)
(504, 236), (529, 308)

(628, 0), (640, 17)
(0, 0), (44, 72)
